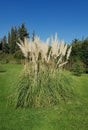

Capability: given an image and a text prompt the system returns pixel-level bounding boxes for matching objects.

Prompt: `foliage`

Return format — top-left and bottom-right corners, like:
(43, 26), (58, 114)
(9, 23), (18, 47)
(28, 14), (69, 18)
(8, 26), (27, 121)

(13, 50), (24, 59)
(18, 23), (29, 41)
(71, 61), (85, 76)
(70, 39), (82, 61)
(8, 27), (17, 53)
(81, 38), (88, 73)
(15, 65), (74, 108)
(13, 50), (25, 64)
(0, 36), (9, 53)
(69, 38), (88, 73)
(0, 52), (16, 64)
(7, 23), (29, 54)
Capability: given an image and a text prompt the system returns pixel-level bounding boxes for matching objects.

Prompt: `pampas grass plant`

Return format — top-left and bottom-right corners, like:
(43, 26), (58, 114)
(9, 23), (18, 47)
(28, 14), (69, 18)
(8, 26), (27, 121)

(15, 33), (73, 108)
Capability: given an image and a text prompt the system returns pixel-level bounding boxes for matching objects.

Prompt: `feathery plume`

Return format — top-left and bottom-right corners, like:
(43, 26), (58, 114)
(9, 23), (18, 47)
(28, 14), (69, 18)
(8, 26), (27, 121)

(67, 46), (72, 60)
(51, 33), (59, 57)
(17, 34), (72, 68)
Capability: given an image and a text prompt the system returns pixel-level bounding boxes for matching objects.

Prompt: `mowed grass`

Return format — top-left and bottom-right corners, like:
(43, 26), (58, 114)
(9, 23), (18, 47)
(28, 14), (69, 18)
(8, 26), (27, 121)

(0, 64), (88, 130)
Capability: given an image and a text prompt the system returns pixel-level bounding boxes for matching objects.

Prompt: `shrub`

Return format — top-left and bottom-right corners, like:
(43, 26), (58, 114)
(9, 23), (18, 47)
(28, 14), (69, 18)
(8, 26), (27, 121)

(0, 53), (16, 64)
(13, 50), (24, 59)
(71, 61), (85, 76)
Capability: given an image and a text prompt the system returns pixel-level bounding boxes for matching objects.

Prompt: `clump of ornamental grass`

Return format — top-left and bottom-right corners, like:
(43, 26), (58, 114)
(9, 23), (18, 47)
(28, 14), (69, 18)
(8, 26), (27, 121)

(15, 65), (74, 108)
(15, 33), (73, 108)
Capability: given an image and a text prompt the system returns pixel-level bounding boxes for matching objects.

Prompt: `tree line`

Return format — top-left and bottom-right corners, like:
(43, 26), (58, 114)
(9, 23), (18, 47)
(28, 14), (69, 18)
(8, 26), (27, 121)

(0, 23), (88, 74)
(0, 23), (29, 53)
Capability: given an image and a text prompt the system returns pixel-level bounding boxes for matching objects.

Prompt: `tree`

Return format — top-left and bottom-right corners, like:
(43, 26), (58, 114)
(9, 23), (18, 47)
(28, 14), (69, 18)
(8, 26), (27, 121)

(68, 39), (82, 70)
(18, 23), (29, 41)
(81, 38), (88, 73)
(72, 38), (79, 44)
(8, 27), (18, 53)
(8, 32), (11, 45)
(1, 36), (9, 53)
(0, 39), (2, 50)
(71, 39), (82, 60)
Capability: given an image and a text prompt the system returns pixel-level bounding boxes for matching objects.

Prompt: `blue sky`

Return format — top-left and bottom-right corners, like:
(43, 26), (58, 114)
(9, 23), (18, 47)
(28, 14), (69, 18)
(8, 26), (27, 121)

(0, 0), (88, 43)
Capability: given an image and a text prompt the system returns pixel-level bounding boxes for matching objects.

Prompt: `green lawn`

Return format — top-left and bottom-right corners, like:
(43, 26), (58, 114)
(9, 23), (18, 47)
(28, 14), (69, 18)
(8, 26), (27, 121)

(0, 64), (88, 130)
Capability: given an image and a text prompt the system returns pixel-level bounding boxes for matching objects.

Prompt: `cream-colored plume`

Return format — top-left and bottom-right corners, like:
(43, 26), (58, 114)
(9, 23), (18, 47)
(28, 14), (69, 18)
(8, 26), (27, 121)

(51, 33), (59, 57)
(17, 33), (72, 68)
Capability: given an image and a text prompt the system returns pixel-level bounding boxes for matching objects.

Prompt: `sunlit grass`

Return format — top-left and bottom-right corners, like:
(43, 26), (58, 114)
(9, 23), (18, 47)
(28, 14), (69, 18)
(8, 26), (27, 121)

(0, 64), (88, 130)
